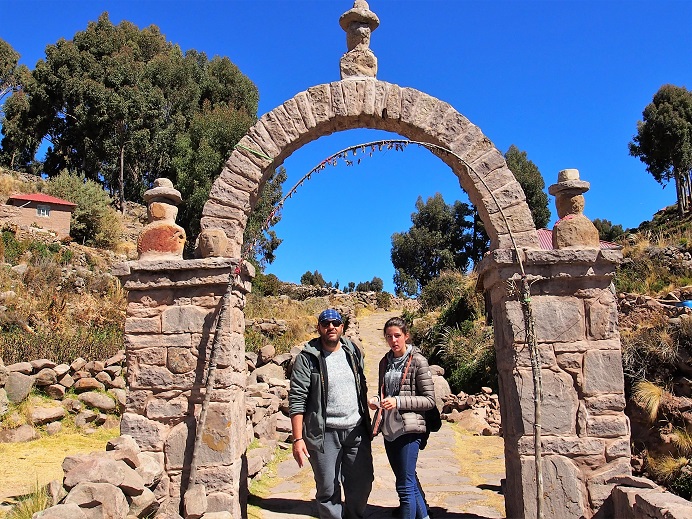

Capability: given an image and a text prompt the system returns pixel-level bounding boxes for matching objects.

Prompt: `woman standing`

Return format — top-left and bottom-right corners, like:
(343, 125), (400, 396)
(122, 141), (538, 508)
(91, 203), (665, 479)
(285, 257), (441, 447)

(370, 316), (436, 519)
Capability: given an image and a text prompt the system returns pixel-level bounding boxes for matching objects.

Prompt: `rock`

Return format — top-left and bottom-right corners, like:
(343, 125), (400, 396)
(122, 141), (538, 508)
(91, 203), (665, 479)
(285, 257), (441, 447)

(0, 424), (38, 442)
(73, 377), (105, 392)
(271, 353), (293, 366)
(70, 357), (87, 372)
(128, 488), (159, 518)
(63, 482), (129, 519)
(45, 384), (66, 399)
(0, 388), (8, 416)
(28, 405), (66, 425)
(62, 397), (82, 414)
(45, 421), (62, 435)
(7, 361), (32, 374)
(31, 359), (56, 370)
(75, 410), (98, 428)
(34, 503), (88, 519)
(249, 363), (285, 385)
(449, 408), (491, 435)
(257, 344), (276, 366)
(5, 371), (34, 402)
(34, 368), (57, 386)
(136, 452), (164, 487)
(183, 484), (208, 519)
(78, 391), (117, 412)
(53, 364), (70, 377)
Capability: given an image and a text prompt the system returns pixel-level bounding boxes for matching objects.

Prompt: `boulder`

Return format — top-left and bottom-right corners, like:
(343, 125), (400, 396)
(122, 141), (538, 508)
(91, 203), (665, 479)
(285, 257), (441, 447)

(5, 371), (34, 403)
(28, 405), (66, 425)
(0, 424), (38, 442)
(63, 482), (129, 519)
(34, 503), (87, 519)
(78, 391), (117, 412)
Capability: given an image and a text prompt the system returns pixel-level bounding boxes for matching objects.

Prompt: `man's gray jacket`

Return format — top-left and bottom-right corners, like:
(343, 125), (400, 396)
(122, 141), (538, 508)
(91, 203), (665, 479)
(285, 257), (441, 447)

(288, 336), (371, 452)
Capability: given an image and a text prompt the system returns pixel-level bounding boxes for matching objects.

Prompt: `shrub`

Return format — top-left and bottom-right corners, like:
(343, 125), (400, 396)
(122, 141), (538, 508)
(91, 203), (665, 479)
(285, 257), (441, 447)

(45, 170), (122, 248)
(375, 291), (391, 310)
(252, 271), (282, 297)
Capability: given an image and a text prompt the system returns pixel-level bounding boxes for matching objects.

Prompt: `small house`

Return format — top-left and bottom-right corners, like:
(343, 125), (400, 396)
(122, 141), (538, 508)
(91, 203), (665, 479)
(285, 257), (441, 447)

(5, 193), (77, 238)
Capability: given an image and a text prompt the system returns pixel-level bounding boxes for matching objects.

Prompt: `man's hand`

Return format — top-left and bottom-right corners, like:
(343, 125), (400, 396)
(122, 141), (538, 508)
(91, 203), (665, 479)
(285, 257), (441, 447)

(292, 438), (310, 467)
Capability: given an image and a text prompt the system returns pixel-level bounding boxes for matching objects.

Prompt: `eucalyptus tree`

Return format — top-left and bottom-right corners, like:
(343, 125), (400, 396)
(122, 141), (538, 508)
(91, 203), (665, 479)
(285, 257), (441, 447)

(629, 84), (692, 217)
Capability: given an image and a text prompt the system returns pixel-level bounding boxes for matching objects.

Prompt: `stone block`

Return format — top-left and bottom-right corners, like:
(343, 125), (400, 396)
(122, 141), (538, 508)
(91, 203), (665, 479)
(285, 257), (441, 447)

(340, 79), (365, 117)
(161, 305), (211, 334)
(214, 332), (245, 370)
(502, 368), (578, 438)
(512, 454), (586, 519)
(0, 423), (38, 442)
(585, 394), (626, 414)
(586, 458), (631, 509)
(7, 361), (32, 374)
(167, 347), (197, 374)
(128, 487), (159, 518)
(28, 405), (66, 425)
(125, 333), (191, 350)
(517, 435), (605, 457)
(34, 368), (57, 386)
(586, 414), (629, 438)
(259, 110), (290, 150)
(165, 398), (244, 470)
(183, 484), (208, 519)
(582, 349), (624, 396)
(585, 289), (619, 340)
(124, 317), (161, 334)
(136, 451), (165, 487)
(504, 296), (585, 344)
(120, 413), (166, 451)
(606, 438), (631, 460)
(130, 347), (166, 367)
(33, 503), (87, 519)
(146, 395), (188, 421)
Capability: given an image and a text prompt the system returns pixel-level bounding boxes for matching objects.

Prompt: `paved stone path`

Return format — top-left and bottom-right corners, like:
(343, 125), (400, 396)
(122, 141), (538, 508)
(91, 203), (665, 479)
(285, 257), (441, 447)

(250, 311), (506, 519)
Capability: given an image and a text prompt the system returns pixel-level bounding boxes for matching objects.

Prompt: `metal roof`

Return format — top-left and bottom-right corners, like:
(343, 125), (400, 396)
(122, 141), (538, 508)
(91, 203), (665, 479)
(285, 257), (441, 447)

(7, 193), (77, 208)
(536, 228), (621, 250)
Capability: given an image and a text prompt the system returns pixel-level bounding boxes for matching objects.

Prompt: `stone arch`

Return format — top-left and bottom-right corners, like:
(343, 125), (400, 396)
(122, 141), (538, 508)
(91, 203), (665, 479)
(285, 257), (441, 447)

(200, 78), (540, 255)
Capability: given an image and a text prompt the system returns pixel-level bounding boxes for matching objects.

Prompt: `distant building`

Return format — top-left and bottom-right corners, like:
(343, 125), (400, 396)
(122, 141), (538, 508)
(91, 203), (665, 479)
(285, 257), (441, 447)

(5, 193), (77, 238)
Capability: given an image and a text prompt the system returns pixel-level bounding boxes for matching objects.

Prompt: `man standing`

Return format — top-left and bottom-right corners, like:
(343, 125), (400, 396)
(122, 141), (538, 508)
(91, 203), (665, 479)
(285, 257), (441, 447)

(289, 308), (373, 519)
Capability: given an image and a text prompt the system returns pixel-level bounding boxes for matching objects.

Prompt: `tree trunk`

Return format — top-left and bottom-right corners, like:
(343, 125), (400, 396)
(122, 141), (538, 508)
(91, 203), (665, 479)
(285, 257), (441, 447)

(675, 170), (686, 217)
(119, 145), (125, 214)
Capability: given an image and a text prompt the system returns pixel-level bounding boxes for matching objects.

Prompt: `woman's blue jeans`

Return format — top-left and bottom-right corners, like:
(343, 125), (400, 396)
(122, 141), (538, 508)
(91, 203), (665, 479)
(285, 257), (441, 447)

(384, 433), (429, 519)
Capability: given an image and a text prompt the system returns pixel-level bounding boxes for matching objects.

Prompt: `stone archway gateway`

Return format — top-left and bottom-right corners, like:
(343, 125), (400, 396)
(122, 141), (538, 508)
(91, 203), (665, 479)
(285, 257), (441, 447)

(116, 2), (630, 517)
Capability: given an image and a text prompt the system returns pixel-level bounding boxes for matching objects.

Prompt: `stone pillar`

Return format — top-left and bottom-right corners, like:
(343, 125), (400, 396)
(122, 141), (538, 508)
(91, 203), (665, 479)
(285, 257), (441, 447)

(479, 248), (630, 518)
(115, 257), (253, 517)
(115, 178), (254, 517)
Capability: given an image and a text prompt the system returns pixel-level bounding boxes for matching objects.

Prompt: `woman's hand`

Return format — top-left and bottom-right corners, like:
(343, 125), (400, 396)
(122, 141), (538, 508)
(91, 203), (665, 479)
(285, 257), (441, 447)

(368, 396), (380, 410)
(380, 397), (397, 410)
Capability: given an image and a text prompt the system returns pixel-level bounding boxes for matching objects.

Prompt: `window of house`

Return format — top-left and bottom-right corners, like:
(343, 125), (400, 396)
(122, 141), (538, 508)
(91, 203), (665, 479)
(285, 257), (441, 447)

(36, 205), (50, 217)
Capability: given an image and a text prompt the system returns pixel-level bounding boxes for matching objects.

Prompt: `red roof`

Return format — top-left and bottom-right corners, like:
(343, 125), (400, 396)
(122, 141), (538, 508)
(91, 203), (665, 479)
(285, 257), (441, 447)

(7, 193), (77, 208)
(536, 228), (621, 250)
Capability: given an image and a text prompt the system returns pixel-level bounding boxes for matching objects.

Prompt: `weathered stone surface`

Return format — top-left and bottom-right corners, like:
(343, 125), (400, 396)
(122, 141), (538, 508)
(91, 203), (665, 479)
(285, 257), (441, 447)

(165, 399), (244, 470)
(78, 392), (117, 412)
(73, 377), (105, 393)
(184, 484), (208, 519)
(146, 396), (188, 420)
(45, 384), (66, 399)
(257, 344), (275, 366)
(63, 482), (129, 519)
(136, 451), (165, 487)
(585, 414), (629, 438)
(249, 363), (285, 385)
(517, 435), (605, 457)
(582, 349), (624, 396)
(34, 503), (88, 519)
(34, 368), (57, 386)
(120, 413), (166, 451)
(28, 405), (66, 425)
(74, 410), (98, 428)
(0, 423), (38, 442)
(0, 388), (8, 416)
(7, 361), (32, 374)
(518, 455), (585, 519)
(606, 438), (631, 460)
(502, 368), (578, 437)
(5, 371), (34, 402)
(161, 305), (210, 333)
(586, 458), (632, 509)
(504, 296), (585, 344)
(124, 317), (162, 334)
(585, 393), (626, 413)
(167, 348), (197, 374)
(127, 487), (159, 518)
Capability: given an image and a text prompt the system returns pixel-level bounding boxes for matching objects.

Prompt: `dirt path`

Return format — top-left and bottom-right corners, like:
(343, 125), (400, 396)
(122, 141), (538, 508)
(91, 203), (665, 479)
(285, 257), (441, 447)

(250, 310), (506, 519)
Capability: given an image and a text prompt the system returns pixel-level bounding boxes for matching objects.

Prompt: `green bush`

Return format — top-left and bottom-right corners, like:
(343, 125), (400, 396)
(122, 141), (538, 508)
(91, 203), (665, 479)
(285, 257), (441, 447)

(45, 170), (122, 248)
(2, 230), (25, 264)
(252, 271), (282, 296)
(376, 291), (392, 310)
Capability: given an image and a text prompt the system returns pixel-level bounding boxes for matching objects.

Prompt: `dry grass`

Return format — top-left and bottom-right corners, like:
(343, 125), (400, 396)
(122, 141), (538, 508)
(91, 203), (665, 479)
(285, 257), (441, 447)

(0, 427), (119, 500)
(647, 453), (689, 482)
(632, 380), (665, 423)
(451, 426), (506, 514)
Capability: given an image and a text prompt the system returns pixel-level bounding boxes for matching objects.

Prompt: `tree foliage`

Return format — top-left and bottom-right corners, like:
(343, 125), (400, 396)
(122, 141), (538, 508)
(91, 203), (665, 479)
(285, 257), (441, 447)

(0, 13), (261, 249)
(0, 38), (28, 104)
(241, 166), (286, 268)
(300, 270), (326, 287)
(504, 144), (551, 228)
(391, 193), (475, 297)
(355, 276), (384, 292)
(592, 218), (625, 242)
(629, 84), (692, 216)
(45, 170), (122, 248)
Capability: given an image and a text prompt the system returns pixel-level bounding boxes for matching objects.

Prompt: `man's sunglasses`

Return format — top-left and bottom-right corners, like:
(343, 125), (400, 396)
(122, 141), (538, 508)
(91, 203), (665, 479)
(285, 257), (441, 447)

(320, 319), (343, 328)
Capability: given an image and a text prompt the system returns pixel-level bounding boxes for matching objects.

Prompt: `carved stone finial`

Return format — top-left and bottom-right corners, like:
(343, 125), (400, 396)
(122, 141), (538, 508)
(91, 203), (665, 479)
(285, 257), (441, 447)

(339, 0), (380, 79)
(137, 178), (186, 259)
(548, 169), (600, 249)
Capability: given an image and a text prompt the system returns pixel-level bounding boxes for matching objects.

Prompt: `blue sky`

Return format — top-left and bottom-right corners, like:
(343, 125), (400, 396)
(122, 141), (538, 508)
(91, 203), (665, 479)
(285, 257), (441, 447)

(3, 1), (692, 293)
